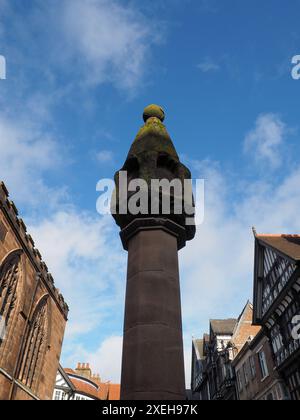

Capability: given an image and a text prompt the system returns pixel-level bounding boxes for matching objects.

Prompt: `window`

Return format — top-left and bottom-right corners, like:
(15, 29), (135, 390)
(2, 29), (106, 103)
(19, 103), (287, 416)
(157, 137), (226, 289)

(288, 367), (300, 400)
(249, 356), (256, 379)
(53, 390), (67, 400)
(54, 390), (62, 400)
(222, 364), (226, 380)
(207, 382), (211, 401)
(228, 364), (234, 379)
(275, 384), (282, 400)
(258, 351), (269, 379)
(262, 247), (296, 316)
(237, 370), (243, 392)
(243, 362), (249, 386)
(18, 296), (48, 390)
(0, 250), (21, 347)
(0, 221), (7, 242)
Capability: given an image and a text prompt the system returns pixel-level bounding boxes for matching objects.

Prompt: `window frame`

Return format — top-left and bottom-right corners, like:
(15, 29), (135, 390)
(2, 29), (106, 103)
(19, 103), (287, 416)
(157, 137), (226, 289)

(258, 350), (269, 380)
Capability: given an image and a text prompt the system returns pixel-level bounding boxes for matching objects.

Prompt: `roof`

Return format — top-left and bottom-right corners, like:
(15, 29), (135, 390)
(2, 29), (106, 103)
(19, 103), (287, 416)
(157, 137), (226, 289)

(64, 368), (76, 375)
(193, 339), (204, 359)
(210, 319), (237, 335)
(232, 329), (265, 367)
(256, 234), (300, 261)
(57, 365), (76, 391)
(63, 368), (120, 400)
(108, 384), (121, 400)
(69, 378), (100, 399)
(65, 368), (102, 400)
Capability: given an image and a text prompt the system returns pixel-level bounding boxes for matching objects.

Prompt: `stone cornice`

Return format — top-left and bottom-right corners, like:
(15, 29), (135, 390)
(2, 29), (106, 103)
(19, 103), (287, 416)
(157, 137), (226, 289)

(120, 217), (187, 251)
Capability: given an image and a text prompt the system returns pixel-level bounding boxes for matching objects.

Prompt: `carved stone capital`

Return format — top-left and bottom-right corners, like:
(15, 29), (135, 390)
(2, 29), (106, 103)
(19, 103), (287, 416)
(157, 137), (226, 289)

(120, 217), (187, 251)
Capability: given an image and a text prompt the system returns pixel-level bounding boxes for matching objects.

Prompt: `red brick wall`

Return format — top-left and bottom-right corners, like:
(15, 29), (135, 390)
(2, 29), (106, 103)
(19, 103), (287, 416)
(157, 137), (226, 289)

(0, 187), (68, 400)
(233, 304), (261, 351)
(234, 334), (281, 400)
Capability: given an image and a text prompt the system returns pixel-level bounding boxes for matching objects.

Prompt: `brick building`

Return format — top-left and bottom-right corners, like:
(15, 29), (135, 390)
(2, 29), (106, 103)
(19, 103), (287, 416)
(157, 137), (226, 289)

(232, 330), (288, 400)
(0, 182), (69, 400)
(53, 363), (120, 400)
(191, 302), (260, 400)
(252, 232), (300, 400)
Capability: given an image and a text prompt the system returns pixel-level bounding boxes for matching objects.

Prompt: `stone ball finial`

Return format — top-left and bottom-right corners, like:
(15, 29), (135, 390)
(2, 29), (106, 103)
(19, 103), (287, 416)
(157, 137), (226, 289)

(143, 104), (165, 123)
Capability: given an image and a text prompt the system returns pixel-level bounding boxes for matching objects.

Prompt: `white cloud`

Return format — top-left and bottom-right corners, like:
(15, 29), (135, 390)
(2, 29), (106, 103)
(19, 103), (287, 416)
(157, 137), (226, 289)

(63, 335), (123, 383)
(28, 211), (126, 340)
(243, 113), (287, 169)
(180, 156), (300, 387)
(88, 336), (123, 383)
(0, 114), (67, 207)
(0, 1), (164, 95)
(61, 0), (162, 91)
(96, 150), (114, 164)
(197, 58), (220, 73)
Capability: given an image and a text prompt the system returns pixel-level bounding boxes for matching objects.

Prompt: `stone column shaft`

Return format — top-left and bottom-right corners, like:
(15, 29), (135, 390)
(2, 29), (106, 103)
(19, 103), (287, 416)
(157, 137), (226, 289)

(120, 220), (186, 400)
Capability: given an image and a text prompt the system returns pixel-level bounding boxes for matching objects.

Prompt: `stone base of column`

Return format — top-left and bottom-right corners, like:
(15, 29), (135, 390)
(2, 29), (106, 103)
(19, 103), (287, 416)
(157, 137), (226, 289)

(120, 218), (186, 401)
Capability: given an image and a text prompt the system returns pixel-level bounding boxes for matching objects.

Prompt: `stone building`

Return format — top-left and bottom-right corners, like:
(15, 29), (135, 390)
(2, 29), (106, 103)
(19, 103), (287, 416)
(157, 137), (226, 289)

(53, 363), (120, 400)
(191, 302), (260, 400)
(0, 181), (69, 400)
(253, 232), (300, 400)
(232, 330), (288, 400)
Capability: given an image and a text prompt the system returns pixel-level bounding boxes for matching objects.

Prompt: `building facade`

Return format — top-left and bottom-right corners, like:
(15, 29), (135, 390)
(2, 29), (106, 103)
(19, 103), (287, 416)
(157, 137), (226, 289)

(53, 363), (120, 400)
(191, 302), (260, 400)
(191, 334), (210, 400)
(233, 330), (288, 400)
(253, 233), (300, 400)
(0, 181), (69, 400)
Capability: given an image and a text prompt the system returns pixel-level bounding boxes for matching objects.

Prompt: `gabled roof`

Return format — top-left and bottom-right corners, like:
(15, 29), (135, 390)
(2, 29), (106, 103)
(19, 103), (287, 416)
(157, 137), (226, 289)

(193, 339), (204, 360)
(210, 319), (237, 335)
(256, 234), (300, 262)
(62, 367), (120, 400)
(69, 377), (100, 399)
(57, 365), (76, 391)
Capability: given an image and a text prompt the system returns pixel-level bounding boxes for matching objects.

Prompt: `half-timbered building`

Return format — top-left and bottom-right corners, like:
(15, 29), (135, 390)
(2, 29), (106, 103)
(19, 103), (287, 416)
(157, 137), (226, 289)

(253, 233), (300, 400)
(53, 363), (121, 400)
(191, 302), (260, 400)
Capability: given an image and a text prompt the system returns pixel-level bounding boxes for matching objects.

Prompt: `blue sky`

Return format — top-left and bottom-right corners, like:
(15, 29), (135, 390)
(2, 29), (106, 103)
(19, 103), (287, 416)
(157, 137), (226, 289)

(1, 0), (300, 386)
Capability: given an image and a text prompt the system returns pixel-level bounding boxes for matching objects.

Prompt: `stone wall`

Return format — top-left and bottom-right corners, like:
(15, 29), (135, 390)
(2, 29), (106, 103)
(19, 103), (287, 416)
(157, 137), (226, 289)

(0, 182), (68, 400)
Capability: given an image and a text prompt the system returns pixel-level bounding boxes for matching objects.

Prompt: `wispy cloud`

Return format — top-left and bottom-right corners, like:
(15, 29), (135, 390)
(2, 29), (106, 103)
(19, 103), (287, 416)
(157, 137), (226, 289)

(29, 211), (126, 341)
(0, 114), (67, 208)
(197, 58), (220, 73)
(96, 150), (114, 164)
(60, 0), (163, 91)
(244, 113), (287, 169)
(63, 336), (123, 383)
(197, 55), (240, 80)
(181, 156), (300, 385)
(0, 0), (164, 95)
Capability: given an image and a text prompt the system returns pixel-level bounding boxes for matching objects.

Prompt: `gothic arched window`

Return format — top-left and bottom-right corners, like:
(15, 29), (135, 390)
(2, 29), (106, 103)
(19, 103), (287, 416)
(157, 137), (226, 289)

(0, 250), (22, 347)
(18, 295), (49, 390)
